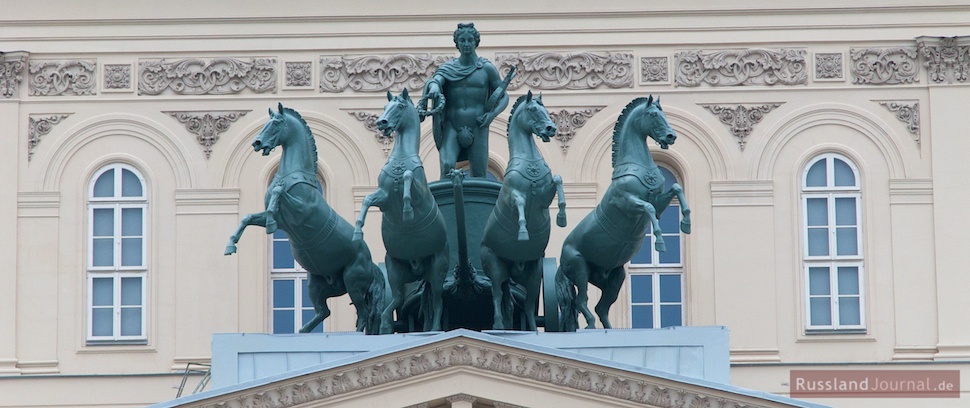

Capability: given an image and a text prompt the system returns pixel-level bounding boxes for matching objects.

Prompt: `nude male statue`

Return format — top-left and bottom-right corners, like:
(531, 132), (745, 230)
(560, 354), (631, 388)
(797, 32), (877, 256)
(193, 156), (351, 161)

(419, 22), (514, 178)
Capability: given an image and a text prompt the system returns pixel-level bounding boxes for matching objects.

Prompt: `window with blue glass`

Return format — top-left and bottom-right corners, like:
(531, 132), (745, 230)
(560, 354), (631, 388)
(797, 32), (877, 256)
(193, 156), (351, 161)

(87, 164), (147, 342)
(629, 165), (685, 329)
(802, 154), (865, 332)
(270, 177), (324, 333)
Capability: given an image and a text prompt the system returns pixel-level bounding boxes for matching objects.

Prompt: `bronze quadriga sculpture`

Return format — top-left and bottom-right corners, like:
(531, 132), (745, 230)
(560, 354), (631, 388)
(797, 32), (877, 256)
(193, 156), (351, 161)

(225, 104), (387, 334)
(556, 96), (691, 331)
(481, 91), (567, 330)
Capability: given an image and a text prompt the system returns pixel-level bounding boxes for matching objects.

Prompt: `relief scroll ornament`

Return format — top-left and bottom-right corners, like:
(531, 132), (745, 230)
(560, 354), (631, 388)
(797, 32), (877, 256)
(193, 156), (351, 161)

(164, 111), (249, 159)
(28, 114), (71, 161)
(674, 48), (807, 87)
(850, 47), (919, 85)
(0, 51), (28, 98)
(916, 36), (970, 84)
(320, 54), (451, 92)
(877, 101), (920, 147)
(495, 51), (634, 90)
(548, 107), (604, 155)
(29, 60), (97, 96)
(139, 58), (277, 95)
(701, 103), (783, 151)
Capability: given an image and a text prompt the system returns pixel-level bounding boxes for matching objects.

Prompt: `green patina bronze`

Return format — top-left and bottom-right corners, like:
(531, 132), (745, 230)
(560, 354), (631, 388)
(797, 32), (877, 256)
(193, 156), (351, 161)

(353, 89), (451, 334)
(419, 22), (513, 178)
(556, 96), (692, 331)
(225, 104), (387, 334)
(481, 91), (567, 330)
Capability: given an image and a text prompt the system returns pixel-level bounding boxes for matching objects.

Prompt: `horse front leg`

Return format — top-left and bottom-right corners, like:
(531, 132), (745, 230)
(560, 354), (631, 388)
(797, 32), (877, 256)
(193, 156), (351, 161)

(512, 190), (529, 241)
(481, 246), (508, 330)
(263, 185), (284, 234)
(521, 260), (542, 331)
(553, 174), (567, 227)
(671, 183), (691, 234)
(224, 212), (271, 255)
(380, 256), (408, 334)
(353, 190), (386, 241)
(402, 170), (414, 221)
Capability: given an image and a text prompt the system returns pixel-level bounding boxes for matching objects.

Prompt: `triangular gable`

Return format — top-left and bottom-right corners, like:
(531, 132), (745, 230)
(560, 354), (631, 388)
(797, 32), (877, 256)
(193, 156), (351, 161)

(158, 332), (826, 408)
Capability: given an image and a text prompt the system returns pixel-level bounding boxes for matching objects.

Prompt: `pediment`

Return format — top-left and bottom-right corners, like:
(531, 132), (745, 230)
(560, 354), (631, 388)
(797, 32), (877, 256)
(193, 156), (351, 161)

(169, 332), (819, 408)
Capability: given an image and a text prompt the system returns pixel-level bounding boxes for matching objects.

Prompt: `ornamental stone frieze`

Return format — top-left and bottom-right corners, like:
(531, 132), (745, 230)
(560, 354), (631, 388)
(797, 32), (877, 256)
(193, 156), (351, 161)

(674, 49), (807, 87)
(700, 103), (783, 150)
(850, 47), (919, 85)
(28, 113), (71, 161)
(495, 51), (634, 90)
(0, 51), (28, 98)
(347, 110), (395, 157)
(319, 54), (451, 92)
(28, 60), (97, 96)
(876, 100), (920, 147)
(641, 57), (669, 83)
(164, 111), (249, 159)
(916, 36), (970, 84)
(138, 58), (277, 95)
(102, 64), (132, 90)
(548, 107), (604, 155)
(189, 340), (771, 408)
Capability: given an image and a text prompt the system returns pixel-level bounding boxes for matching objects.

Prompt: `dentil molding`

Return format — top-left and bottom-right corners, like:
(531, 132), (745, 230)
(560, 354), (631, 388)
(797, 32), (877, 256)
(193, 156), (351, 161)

(164, 111), (250, 159)
(916, 36), (970, 84)
(495, 51), (634, 90)
(28, 113), (71, 161)
(850, 47), (919, 85)
(320, 54), (451, 92)
(674, 49), (807, 87)
(347, 110), (395, 157)
(139, 58), (277, 95)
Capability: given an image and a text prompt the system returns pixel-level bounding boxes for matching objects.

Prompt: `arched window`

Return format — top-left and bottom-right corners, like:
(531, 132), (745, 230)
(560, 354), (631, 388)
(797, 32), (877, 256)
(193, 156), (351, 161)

(628, 165), (685, 329)
(87, 163), (147, 343)
(270, 177), (324, 334)
(802, 153), (865, 332)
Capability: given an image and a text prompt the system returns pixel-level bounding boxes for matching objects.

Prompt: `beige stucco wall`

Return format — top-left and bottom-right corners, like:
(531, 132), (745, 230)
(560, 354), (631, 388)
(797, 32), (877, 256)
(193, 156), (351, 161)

(1, 1), (968, 406)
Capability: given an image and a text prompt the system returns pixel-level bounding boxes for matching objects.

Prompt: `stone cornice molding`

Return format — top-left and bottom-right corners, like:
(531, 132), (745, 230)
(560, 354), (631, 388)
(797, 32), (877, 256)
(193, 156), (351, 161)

(850, 47), (919, 85)
(548, 106), (604, 155)
(888, 178), (933, 205)
(674, 49), (807, 87)
(319, 54), (451, 92)
(28, 59), (97, 96)
(28, 113), (71, 161)
(346, 110), (394, 157)
(139, 58), (277, 95)
(182, 337), (785, 408)
(445, 393), (477, 403)
(700, 103), (783, 151)
(495, 51), (634, 90)
(916, 36), (970, 84)
(0, 51), (28, 98)
(874, 100), (919, 147)
(164, 110), (249, 159)
(710, 181), (774, 207)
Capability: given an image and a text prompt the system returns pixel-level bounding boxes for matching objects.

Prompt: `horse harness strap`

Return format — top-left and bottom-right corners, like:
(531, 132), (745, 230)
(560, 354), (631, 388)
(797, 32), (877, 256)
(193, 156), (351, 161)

(612, 162), (664, 193)
(506, 158), (551, 196)
(381, 154), (423, 189)
(274, 170), (319, 192)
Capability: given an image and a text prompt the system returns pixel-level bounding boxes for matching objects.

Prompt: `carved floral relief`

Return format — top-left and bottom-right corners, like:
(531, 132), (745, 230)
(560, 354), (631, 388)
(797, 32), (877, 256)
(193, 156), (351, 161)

(164, 111), (249, 159)
(814, 53), (844, 80)
(495, 51), (634, 90)
(701, 103), (783, 150)
(29, 60), (97, 96)
(103, 64), (132, 90)
(28, 114), (71, 161)
(285, 61), (312, 87)
(641, 57), (669, 83)
(319, 54), (451, 92)
(347, 111), (395, 157)
(548, 107), (604, 155)
(674, 49), (807, 87)
(916, 36), (970, 84)
(139, 58), (277, 95)
(0, 52), (28, 98)
(876, 100), (920, 147)
(850, 47), (919, 85)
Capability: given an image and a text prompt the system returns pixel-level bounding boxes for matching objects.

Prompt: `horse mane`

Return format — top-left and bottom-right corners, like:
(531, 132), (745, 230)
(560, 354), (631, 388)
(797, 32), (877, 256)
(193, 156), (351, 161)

(281, 107), (318, 171)
(612, 97), (652, 168)
(506, 93), (544, 135)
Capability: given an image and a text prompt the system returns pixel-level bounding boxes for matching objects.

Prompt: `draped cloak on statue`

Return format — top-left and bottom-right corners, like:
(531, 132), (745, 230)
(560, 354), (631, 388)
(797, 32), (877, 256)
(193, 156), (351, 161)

(422, 57), (494, 161)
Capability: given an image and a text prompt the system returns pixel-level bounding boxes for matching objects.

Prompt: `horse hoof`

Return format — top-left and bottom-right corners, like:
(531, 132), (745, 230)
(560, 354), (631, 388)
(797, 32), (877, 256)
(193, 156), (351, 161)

(518, 230), (530, 241)
(584, 324), (596, 330)
(403, 207), (414, 221)
(681, 220), (691, 234)
(224, 245), (237, 255)
(352, 231), (364, 241)
(655, 241), (667, 252)
(265, 222), (277, 235)
(557, 213), (567, 227)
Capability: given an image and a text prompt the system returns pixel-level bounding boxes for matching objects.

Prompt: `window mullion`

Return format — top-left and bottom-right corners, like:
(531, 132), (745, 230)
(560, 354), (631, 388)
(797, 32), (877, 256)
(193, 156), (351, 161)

(829, 264), (840, 327)
(113, 273), (122, 339)
(114, 203), (123, 269)
(653, 273), (661, 328)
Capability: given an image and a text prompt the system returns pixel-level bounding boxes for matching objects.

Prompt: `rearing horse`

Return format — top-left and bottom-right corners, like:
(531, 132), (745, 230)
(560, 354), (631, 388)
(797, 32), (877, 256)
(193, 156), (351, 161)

(353, 89), (450, 334)
(557, 96), (691, 330)
(481, 91), (566, 330)
(225, 104), (387, 334)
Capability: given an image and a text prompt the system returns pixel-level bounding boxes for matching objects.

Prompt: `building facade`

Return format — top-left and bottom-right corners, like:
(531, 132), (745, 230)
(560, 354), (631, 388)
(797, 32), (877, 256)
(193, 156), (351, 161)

(0, 1), (968, 406)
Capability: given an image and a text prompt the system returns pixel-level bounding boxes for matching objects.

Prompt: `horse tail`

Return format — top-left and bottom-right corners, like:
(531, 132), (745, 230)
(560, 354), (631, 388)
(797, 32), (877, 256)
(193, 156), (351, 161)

(364, 263), (388, 335)
(556, 266), (579, 332)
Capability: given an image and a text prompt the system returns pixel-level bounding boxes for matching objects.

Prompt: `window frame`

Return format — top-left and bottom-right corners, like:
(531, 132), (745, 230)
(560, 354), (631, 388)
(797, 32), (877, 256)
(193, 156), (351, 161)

(800, 153), (866, 333)
(86, 163), (148, 343)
